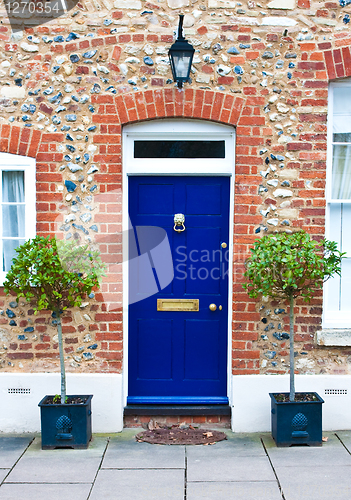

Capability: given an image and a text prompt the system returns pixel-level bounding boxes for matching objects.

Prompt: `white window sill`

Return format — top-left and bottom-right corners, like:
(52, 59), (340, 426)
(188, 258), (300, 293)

(316, 329), (351, 347)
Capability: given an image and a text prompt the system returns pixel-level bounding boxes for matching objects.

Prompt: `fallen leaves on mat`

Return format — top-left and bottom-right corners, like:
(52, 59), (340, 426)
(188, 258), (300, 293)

(135, 426), (227, 445)
(147, 419), (160, 431)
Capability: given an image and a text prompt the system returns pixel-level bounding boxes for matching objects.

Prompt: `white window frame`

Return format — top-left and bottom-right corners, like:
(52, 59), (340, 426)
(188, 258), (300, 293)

(323, 80), (351, 328)
(0, 152), (36, 285)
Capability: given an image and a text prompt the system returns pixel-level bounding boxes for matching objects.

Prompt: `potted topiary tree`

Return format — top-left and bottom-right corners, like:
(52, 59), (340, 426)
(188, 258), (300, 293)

(4, 235), (105, 449)
(243, 230), (344, 446)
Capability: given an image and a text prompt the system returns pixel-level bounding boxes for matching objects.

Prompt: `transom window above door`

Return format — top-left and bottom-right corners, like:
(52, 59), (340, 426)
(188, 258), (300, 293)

(134, 140), (225, 159)
(123, 119), (235, 175)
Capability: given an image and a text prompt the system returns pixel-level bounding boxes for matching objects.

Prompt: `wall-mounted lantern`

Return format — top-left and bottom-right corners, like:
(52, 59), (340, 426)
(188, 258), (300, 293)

(168, 14), (195, 89)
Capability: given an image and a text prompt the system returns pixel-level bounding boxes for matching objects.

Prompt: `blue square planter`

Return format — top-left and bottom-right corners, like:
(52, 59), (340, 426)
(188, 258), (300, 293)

(38, 395), (93, 450)
(269, 392), (324, 447)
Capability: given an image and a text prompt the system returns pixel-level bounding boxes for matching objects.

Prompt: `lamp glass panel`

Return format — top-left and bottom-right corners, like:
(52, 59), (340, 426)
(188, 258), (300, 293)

(173, 54), (191, 78)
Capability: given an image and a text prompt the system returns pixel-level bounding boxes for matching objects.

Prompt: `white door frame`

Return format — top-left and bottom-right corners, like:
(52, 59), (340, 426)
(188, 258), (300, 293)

(121, 118), (236, 407)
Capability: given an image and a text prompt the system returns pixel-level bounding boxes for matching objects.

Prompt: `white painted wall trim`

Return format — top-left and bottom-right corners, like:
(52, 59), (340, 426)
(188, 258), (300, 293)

(4, 373), (351, 434)
(0, 373), (123, 434)
(231, 374), (351, 433)
(316, 329), (351, 346)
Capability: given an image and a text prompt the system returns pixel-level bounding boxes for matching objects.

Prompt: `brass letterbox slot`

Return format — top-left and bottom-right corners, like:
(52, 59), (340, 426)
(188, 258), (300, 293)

(157, 299), (199, 312)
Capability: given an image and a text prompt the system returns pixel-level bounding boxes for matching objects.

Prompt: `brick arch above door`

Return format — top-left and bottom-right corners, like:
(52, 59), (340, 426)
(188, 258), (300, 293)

(116, 88), (246, 126)
(90, 87), (269, 198)
(91, 88), (253, 127)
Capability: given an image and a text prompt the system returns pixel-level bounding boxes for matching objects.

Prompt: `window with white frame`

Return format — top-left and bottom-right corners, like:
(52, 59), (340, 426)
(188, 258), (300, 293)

(324, 81), (351, 328)
(0, 153), (36, 284)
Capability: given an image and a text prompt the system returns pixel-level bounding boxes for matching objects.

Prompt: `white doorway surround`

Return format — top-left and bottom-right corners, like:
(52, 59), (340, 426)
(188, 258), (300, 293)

(122, 119), (235, 175)
(122, 118), (236, 415)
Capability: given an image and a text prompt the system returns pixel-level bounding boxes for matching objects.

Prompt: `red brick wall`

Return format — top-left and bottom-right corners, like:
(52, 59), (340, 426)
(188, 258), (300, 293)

(1, 27), (351, 376)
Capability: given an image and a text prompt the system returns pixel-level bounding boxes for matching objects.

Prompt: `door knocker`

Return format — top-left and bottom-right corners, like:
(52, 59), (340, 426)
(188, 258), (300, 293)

(174, 213), (186, 233)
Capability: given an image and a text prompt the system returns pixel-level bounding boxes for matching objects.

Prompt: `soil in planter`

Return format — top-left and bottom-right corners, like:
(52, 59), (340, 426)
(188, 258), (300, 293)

(273, 393), (319, 403)
(44, 396), (88, 405)
(136, 426), (227, 445)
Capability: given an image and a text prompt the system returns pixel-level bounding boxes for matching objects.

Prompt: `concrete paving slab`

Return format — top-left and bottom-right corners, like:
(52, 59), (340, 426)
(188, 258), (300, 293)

(103, 438), (186, 469)
(187, 452), (276, 482)
(5, 437), (107, 484)
(0, 438), (33, 468)
(275, 465), (351, 500)
(89, 469), (185, 500)
(336, 431), (351, 454)
(263, 432), (351, 466)
(0, 483), (92, 500)
(186, 433), (266, 459)
(0, 471), (9, 483)
(198, 431), (267, 456)
(187, 481), (282, 500)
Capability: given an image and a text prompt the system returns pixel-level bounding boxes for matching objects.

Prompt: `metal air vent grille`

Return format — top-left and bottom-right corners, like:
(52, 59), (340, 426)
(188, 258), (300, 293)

(324, 389), (348, 396)
(8, 388), (31, 394)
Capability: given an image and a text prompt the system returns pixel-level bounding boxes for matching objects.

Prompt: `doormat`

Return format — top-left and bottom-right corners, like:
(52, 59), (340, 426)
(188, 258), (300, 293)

(135, 427), (227, 445)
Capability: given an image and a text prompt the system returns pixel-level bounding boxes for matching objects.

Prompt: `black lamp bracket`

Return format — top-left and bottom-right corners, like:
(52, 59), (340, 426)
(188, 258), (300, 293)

(177, 14), (185, 40)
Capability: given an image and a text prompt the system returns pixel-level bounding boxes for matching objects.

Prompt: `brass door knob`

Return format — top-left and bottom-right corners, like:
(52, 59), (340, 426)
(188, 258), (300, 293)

(209, 303), (217, 311)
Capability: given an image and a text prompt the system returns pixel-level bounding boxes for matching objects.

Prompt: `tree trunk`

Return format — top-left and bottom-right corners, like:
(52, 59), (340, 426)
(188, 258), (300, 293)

(56, 313), (66, 404)
(289, 294), (295, 402)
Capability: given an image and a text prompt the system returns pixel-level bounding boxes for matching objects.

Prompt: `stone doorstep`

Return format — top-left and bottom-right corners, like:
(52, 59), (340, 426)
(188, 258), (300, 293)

(123, 405), (231, 428)
(124, 405), (231, 416)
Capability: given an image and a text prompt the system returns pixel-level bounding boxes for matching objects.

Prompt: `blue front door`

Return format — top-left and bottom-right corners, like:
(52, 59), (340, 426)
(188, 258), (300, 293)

(128, 176), (230, 404)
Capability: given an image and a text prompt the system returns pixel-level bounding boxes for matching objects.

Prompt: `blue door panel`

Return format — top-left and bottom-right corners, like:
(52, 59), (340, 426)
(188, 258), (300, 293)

(184, 320), (220, 380)
(137, 319), (173, 380)
(131, 251), (159, 297)
(135, 226), (175, 294)
(186, 184), (221, 215)
(128, 176), (230, 404)
(185, 228), (222, 295)
(138, 183), (175, 214)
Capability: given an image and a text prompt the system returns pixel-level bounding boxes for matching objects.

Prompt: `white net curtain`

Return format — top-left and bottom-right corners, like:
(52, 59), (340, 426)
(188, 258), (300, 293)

(2, 171), (25, 272)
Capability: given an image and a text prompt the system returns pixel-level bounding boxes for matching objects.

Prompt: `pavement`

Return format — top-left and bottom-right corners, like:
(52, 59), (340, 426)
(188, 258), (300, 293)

(0, 429), (351, 500)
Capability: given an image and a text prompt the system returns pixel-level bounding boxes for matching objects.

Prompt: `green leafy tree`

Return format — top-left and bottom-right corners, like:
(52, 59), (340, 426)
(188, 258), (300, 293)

(4, 236), (106, 404)
(243, 230), (345, 402)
